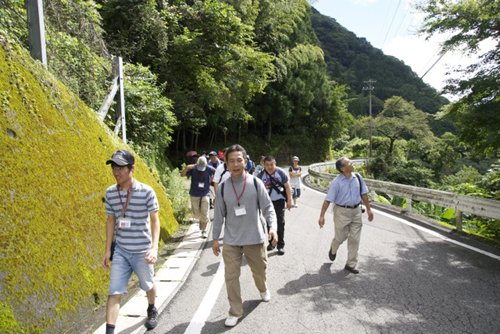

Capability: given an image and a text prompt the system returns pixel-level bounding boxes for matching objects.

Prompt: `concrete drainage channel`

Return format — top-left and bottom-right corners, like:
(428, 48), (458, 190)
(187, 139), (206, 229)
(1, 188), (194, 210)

(93, 221), (208, 334)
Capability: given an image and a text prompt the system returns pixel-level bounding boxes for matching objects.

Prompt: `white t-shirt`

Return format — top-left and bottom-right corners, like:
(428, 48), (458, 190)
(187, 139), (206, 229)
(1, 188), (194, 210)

(214, 163), (231, 185)
(289, 166), (302, 188)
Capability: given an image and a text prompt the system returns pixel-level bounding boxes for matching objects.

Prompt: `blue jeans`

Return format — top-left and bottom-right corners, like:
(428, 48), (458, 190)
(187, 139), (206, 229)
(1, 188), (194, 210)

(109, 244), (155, 295)
(292, 187), (301, 199)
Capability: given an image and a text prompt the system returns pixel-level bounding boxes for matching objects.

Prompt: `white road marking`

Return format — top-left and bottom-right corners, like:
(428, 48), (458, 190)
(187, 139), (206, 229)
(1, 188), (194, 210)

(184, 259), (225, 334)
(304, 173), (500, 261)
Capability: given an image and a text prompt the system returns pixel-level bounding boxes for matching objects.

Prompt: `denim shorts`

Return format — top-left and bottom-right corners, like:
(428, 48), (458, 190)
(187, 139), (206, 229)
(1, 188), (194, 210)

(109, 244), (155, 295)
(292, 187), (301, 199)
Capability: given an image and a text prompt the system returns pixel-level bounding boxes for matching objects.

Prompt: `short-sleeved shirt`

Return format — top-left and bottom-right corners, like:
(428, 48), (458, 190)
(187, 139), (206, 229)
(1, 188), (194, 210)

(105, 180), (159, 253)
(214, 163), (231, 185)
(257, 167), (289, 201)
(187, 165), (216, 197)
(325, 172), (368, 206)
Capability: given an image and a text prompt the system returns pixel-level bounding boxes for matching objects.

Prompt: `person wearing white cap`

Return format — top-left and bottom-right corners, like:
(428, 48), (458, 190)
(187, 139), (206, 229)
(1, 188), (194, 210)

(289, 156), (302, 208)
(181, 156), (216, 237)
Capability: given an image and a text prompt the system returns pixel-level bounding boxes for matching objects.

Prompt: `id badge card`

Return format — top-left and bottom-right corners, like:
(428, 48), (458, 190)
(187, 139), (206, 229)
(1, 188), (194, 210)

(234, 205), (247, 216)
(198, 182), (205, 188)
(118, 217), (131, 228)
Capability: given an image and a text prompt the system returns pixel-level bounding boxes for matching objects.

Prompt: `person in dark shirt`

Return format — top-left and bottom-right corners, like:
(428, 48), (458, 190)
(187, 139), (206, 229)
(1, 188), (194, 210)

(181, 157), (216, 238)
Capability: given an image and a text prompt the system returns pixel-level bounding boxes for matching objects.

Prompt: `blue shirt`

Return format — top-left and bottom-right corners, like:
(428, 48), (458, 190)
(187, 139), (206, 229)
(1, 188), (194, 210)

(187, 166), (216, 197)
(325, 173), (368, 206)
(208, 158), (221, 168)
(257, 167), (289, 201)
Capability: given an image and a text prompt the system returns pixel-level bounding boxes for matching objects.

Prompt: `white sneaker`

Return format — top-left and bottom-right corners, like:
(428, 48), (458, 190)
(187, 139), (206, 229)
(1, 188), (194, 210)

(225, 315), (240, 327)
(201, 230), (207, 238)
(260, 289), (271, 302)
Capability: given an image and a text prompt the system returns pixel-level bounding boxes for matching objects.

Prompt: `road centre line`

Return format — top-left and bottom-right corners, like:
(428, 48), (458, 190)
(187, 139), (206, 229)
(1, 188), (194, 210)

(184, 258), (225, 334)
(304, 174), (500, 261)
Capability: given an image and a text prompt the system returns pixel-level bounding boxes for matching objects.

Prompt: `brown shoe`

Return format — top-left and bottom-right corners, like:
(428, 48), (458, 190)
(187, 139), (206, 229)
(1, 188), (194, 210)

(328, 247), (336, 261)
(344, 265), (359, 274)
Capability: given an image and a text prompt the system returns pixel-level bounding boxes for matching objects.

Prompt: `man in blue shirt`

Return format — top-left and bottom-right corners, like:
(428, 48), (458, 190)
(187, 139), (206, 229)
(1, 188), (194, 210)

(208, 151), (221, 168)
(257, 156), (292, 255)
(181, 157), (216, 238)
(318, 157), (374, 274)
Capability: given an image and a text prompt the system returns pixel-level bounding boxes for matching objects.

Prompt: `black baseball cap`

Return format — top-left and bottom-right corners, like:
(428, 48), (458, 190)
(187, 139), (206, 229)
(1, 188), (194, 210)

(106, 149), (135, 166)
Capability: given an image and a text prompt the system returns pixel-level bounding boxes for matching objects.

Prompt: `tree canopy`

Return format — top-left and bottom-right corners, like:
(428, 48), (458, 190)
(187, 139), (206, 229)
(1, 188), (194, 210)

(418, 0), (500, 156)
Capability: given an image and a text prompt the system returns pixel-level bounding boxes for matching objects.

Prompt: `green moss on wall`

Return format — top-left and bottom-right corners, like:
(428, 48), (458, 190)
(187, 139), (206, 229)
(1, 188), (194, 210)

(0, 30), (178, 333)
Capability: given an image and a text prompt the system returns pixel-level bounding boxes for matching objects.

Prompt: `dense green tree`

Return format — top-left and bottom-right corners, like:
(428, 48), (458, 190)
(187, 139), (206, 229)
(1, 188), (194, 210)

(418, 0), (500, 155)
(356, 96), (432, 155)
(98, 0), (169, 73)
(161, 0), (275, 150)
(120, 64), (177, 151)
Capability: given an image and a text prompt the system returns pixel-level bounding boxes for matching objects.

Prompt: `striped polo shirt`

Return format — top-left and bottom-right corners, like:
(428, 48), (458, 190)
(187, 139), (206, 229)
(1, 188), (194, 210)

(105, 180), (159, 253)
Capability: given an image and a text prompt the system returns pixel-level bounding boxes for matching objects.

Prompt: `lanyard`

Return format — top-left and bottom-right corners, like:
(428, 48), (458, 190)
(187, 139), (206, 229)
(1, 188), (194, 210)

(230, 172), (247, 206)
(117, 181), (133, 217)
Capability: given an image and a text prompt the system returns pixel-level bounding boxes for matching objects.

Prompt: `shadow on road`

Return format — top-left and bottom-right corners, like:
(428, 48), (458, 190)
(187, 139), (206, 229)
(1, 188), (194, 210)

(276, 240), (500, 333)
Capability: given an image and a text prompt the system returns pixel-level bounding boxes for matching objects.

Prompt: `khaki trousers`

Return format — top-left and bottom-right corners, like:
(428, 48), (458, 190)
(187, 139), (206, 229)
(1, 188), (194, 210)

(190, 195), (210, 223)
(331, 205), (363, 268)
(222, 243), (267, 317)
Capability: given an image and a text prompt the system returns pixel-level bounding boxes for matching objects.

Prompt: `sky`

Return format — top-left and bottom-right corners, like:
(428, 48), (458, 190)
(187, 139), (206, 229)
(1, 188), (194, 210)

(311, 0), (471, 98)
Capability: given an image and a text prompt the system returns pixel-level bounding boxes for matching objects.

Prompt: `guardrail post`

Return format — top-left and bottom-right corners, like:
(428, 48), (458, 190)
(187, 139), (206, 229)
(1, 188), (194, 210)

(456, 210), (462, 231)
(406, 197), (412, 213)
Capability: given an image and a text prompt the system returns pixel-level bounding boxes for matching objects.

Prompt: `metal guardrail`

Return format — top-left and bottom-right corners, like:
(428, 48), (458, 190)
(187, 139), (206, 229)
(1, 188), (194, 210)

(308, 161), (500, 231)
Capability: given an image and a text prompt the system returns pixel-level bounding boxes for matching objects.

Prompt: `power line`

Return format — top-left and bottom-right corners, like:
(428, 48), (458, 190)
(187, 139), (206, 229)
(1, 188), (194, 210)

(381, 0), (403, 49)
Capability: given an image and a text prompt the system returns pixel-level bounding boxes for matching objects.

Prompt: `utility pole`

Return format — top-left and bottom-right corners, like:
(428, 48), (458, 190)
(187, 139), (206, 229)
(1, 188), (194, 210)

(25, 0), (47, 65)
(362, 80), (376, 159)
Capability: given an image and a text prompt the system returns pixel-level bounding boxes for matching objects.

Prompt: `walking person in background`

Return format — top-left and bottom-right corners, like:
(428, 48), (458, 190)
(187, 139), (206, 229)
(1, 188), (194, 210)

(245, 155), (255, 174)
(213, 147), (231, 193)
(289, 156), (302, 208)
(254, 156), (265, 175)
(102, 150), (160, 333)
(212, 144), (278, 327)
(318, 157), (374, 274)
(207, 151), (221, 209)
(181, 156), (216, 238)
(208, 151), (221, 169)
(257, 156), (292, 255)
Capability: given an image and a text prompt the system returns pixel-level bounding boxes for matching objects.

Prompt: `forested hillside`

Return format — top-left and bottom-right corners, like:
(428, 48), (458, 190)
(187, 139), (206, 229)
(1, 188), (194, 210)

(310, 7), (449, 118)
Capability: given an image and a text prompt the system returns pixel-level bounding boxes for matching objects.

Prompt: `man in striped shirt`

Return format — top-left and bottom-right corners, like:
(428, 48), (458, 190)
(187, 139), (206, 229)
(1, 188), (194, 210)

(102, 150), (160, 333)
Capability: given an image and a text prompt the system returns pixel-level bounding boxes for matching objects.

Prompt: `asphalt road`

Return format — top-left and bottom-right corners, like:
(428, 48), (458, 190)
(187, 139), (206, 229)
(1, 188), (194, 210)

(148, 172), (500, 334)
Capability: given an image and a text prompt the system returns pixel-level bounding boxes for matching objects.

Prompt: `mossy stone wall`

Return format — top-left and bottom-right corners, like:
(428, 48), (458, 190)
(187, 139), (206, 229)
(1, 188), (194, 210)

(0, 31), (178, 333)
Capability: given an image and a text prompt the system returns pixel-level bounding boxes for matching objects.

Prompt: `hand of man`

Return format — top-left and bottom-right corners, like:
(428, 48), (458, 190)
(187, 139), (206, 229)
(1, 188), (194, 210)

(367, 209), (374, 222)
(212, 240), (221, 256)
(269, 229), (278, 247)
(102, 251), (111, 269)
(145, 248), (158, 264)
(318, 216), (325, 229)
(286, 201), (292, 210)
